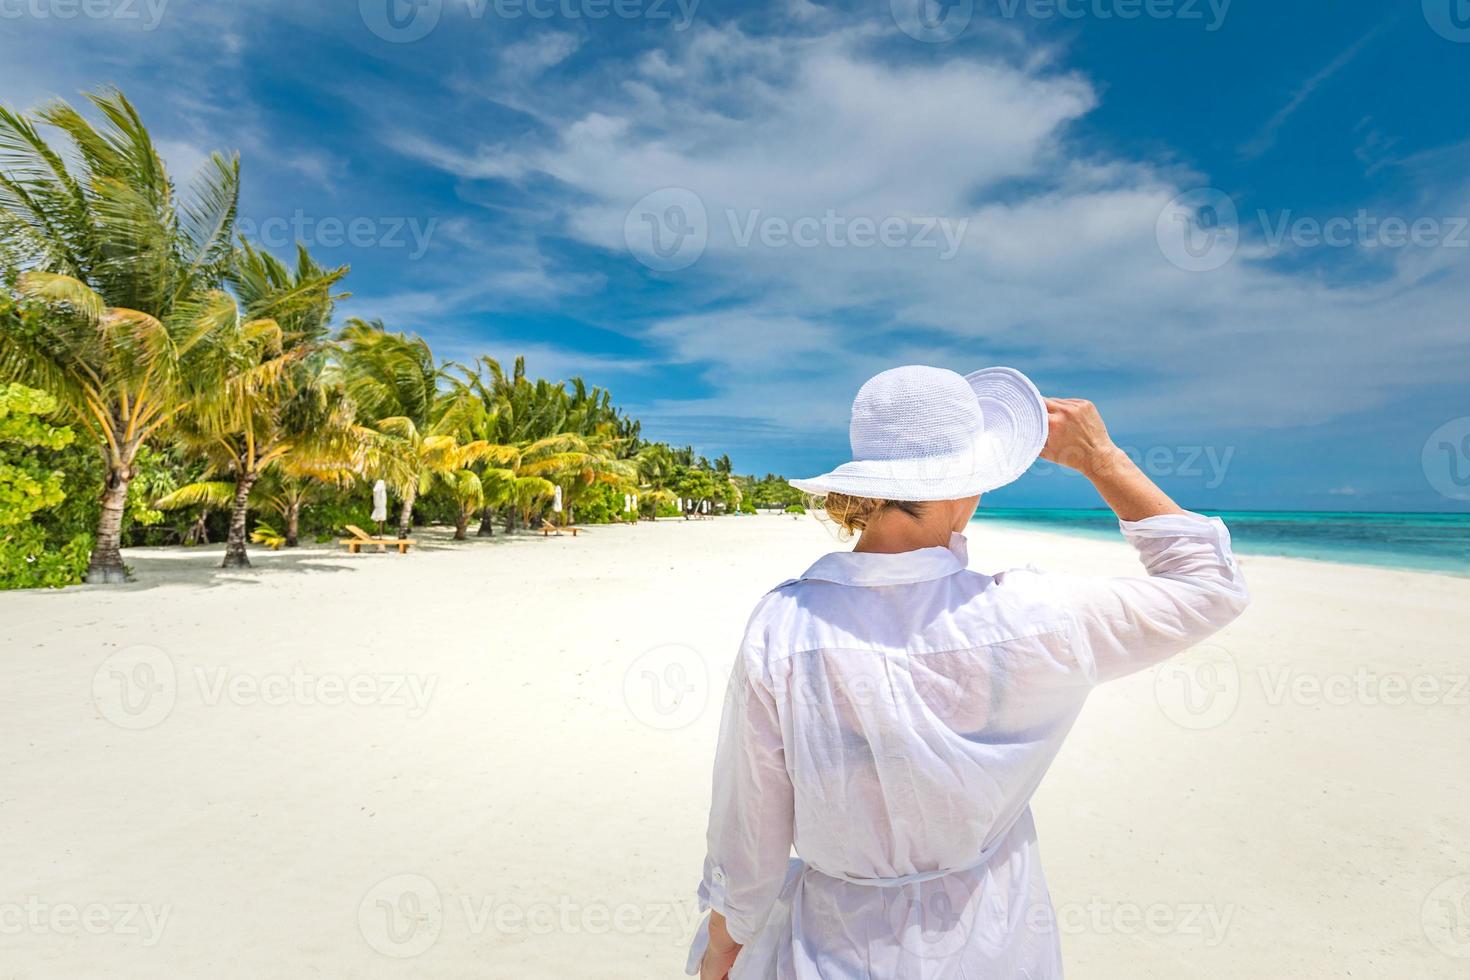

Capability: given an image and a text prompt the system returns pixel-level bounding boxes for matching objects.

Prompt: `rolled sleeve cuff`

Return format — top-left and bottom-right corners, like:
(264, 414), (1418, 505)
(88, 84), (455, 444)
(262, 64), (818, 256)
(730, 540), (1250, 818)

(687, 866), (736, 976)
(702, 865), (755, 942)
(702, 864), (731, 915)
(1119, 511), (1238, 571)
(1119, 510), (1222, 538)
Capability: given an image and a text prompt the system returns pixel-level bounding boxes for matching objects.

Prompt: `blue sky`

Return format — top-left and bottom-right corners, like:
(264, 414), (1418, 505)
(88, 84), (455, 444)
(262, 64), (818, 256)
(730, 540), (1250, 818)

(3, 0), (1469, 511)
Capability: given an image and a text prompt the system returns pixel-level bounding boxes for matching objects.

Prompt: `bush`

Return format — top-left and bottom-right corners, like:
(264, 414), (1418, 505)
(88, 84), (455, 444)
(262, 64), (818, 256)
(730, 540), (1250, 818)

(0, 526), (91, 589)
(413, 488), (459, 526)
(299, 493), (376, 539)
(569, 481), (623, 525)
(0, 383), (91, 589)
(784, 504), (806, 515)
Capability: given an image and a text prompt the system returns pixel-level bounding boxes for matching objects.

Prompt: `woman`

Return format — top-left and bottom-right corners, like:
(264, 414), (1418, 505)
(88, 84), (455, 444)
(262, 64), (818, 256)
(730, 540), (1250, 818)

(689, 365), (1249, 979)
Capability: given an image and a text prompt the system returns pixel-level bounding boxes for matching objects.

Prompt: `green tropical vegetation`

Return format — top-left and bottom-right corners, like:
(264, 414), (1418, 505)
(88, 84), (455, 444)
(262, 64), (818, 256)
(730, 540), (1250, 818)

(0, 87), (799, 589)
(0, 380), (90, 587)
(740, 473), (807, 512)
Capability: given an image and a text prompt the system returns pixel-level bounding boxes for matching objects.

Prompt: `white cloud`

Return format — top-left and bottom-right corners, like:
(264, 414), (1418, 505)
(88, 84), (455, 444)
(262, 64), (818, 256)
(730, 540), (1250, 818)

(498, 32), (582, 75)
(386, 132), (531, 180)
(382, 19), (1470, 453)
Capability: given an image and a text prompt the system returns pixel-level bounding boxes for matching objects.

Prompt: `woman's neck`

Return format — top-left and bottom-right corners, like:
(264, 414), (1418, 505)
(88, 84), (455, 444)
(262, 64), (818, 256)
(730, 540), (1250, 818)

(852, 514), (955, 555)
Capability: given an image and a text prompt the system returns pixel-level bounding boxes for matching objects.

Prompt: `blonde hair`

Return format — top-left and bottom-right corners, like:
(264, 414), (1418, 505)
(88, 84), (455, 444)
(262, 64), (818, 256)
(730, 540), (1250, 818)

(818, 492), (927, 536)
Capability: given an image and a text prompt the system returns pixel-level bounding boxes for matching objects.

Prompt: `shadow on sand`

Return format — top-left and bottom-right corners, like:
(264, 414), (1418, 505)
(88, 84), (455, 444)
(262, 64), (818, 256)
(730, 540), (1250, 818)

(40, 525), (552, 595)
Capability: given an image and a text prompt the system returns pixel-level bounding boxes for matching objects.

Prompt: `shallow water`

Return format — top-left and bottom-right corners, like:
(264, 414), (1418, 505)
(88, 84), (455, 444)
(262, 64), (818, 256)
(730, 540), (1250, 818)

(973, 509), (1470, 576)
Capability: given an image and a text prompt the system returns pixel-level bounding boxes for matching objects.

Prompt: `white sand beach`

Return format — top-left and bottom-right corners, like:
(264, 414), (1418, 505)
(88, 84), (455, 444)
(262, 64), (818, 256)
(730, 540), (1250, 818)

(3, 515), (1468, 979)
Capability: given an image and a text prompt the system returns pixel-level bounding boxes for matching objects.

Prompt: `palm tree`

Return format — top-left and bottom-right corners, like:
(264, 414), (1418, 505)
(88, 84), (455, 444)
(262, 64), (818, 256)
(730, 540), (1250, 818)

(552, 422), (637, 525)
(256, 469), (352, 548)
(165, 243), (351, 568)
(450, 357), (633, 532)
(340, 319), (473, 539)
(437, 468), (485, 541)
(453, 357), (523, 535)
(635, 442), (677, 489)
(0, 88), (255, 581)
(634, 442), (678, 516)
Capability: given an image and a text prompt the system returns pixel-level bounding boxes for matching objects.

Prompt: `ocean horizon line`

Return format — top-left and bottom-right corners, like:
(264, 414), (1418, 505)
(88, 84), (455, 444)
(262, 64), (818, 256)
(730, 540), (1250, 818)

(977, 506), (1470, 517)
(972, 508), (1470, 577)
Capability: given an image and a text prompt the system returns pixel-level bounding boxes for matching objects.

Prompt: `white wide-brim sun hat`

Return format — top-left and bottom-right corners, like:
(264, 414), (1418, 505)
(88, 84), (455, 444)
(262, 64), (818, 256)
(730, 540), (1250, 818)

(790, 365), (1049, 502)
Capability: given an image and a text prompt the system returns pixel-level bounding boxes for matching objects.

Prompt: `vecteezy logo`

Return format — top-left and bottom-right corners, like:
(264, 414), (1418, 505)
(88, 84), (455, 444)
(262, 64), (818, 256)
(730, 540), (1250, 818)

(1423, 417), (1470, 501)
(92, 645), (177, 730)
(1424, 0), (1470, 42)
(1422, 875), (1470, 958)
(1156, 187), (1239, 272)
(890, 0), (973, 43)
(358, 874), (443, 958)
(623, 188), (708, 272)
(359, 0), (442, 43)
(1153, 644), (1240, 730)
(623, 643), (709, 730)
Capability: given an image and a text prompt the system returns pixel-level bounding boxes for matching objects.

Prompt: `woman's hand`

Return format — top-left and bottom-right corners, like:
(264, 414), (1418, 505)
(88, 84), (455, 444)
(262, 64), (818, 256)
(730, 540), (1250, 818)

(1040, 397), (1123, 476)
(1040, 396), (1184, 521)
(700, 912), (742, 980)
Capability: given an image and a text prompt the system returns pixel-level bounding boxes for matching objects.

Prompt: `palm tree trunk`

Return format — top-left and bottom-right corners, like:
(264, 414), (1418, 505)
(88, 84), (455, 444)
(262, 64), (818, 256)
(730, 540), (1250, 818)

(285, 501), (301, 548)
(221, 472), (258, 569)
(477, 506), (495, 537)
(454, 510), (469, 541)
(86, 462), (133, 584)
(397, 488), (415, 539)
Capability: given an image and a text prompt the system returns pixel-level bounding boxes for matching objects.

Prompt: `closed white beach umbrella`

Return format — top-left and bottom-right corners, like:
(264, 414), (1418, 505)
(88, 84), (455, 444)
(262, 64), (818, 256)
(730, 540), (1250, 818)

(702, 499), (710, 514)
(371, 479), (388, 522)
(624, 493), (632, 512)
(633, 494), (639, 511)
(553, 485), (563, 514)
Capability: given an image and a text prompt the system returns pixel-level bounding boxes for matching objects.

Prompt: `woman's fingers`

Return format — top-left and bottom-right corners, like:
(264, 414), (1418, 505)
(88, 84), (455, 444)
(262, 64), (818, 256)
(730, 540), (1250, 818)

(1039, 396), (1114, 472)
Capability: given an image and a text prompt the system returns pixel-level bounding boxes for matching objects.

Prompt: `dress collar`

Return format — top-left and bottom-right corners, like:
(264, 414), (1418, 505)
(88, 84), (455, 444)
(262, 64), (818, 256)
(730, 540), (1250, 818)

(798, 532), (970, 587)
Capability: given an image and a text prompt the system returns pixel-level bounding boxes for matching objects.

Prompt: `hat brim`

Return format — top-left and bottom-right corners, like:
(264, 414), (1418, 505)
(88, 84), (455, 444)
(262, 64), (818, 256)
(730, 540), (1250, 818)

(790, 366), (1048, 502)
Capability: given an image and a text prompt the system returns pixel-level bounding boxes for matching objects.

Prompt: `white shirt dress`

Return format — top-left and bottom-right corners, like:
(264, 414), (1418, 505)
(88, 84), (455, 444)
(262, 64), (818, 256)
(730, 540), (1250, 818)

(687, 512), (1250, 978)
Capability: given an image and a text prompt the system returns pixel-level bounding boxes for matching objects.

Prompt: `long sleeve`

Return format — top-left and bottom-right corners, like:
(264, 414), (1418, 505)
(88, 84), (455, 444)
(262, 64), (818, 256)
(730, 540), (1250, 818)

(1057, 512), (1250, 684)
(696, 642), (795, 945)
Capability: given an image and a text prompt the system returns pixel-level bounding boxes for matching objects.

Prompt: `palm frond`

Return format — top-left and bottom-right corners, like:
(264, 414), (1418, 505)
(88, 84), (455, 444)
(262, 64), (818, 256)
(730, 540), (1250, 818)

(250, 521), (287, 550)
(374, 415), (421, 441)
(154, 480), (234, 511)
(16, 271), (105, 321)
(175, 152), (239, 301)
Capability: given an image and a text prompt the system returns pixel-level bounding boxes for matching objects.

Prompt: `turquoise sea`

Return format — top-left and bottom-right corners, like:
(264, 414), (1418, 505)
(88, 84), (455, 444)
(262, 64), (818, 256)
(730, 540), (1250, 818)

(972, 509), (1470, 577)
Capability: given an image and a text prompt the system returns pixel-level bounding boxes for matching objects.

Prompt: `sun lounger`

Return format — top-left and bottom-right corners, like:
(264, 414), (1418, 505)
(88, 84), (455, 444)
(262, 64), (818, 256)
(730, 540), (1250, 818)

(341, 524), (413, 554)
(540, 520), (580, 537)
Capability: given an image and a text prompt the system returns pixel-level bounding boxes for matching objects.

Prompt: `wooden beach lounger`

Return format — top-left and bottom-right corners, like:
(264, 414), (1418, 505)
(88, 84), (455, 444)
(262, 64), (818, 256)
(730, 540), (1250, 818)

(540, 520), (580, 537)
(340, 524), (413, 554)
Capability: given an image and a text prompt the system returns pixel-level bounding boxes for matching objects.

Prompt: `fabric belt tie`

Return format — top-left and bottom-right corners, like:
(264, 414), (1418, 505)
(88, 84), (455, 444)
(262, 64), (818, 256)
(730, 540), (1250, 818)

(801, 813), (1021, 888)
(806, 862), (963, 887)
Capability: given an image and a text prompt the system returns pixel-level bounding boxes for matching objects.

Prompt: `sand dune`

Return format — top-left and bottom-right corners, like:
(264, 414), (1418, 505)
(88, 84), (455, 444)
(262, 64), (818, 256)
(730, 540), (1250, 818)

(2, 515), (1467, 978)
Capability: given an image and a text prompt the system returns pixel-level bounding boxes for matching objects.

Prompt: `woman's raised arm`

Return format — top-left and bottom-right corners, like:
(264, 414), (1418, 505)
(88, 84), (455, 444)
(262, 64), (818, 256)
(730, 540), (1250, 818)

(1040, 397), (1185, 522)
